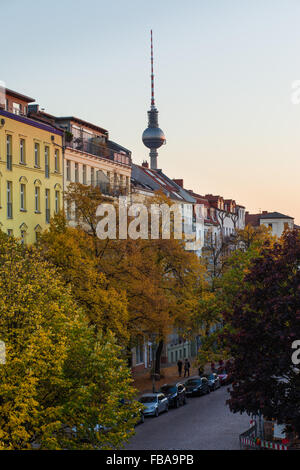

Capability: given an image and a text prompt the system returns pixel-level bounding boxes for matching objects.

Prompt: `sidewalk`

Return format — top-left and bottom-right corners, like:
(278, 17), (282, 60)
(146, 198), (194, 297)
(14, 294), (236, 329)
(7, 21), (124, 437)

(133, 363), (211, 394)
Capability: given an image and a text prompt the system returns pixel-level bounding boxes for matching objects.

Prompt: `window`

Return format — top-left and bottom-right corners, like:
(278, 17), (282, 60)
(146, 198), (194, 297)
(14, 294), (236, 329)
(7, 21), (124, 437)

(75, 163), (79, 182)
(20, 139), (25, 164)
(82, 164), (87, 184)
(66, 200), (71, 220)
(55, 190), (60, 214)
(12, 102), (21, 115)
(136, 343), (144, 364)
(34, 143), (40, 167)
(20, 230), (26, 245)
(20, 184), (26, 211)
(74, 202), (79, 221)
(6, 135), (12, 170)
(7, 229), (13, 237)
(7, 181), (12, 218)
(54, 149), (59, 172)
(45, 147), (50, 178)
(91, 167), (95, 186)
(66, 160), (71, 181)
(45, 189), (50, 223)
(35, 187), (40, 212)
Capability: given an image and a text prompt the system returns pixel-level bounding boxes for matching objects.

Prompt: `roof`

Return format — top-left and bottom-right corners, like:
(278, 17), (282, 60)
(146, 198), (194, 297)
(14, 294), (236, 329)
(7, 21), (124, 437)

(5, 88), (35, 103)
(259, 212), (294, 220)
(132, 164), (196, 203)
(108, 140), (131, 156)
(55, 116), (108, 136)
(0, 109), (63, 136)
(140, 393), (159, 397)
(246, 212), (294, 226)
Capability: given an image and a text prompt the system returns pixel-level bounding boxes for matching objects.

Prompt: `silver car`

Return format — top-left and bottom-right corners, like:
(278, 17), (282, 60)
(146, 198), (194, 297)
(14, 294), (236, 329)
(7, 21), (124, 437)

(139, 393), (169, 417)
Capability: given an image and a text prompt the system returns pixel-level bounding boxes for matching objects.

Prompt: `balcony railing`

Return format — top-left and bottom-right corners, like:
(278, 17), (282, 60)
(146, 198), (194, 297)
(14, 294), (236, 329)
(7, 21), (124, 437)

(66, 138), (131, 166)
(95, 182), (129, 197)
(1, 105), (28, 116)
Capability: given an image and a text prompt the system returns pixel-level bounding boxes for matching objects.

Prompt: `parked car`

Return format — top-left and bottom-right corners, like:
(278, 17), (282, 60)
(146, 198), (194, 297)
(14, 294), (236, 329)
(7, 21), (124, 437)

(184, 377), (210, 397)
(218, 370), (229, 386)
(159, 383), (186, 408)
(202, 373), (221, 391)
(138, 393), (169, 417)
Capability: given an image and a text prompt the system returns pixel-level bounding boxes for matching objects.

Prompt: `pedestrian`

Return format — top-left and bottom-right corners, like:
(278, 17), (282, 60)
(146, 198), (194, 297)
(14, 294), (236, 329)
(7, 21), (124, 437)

(177, 359), (183, 377)
(184, 358), (190, 378)
(211, 361), (215, 372)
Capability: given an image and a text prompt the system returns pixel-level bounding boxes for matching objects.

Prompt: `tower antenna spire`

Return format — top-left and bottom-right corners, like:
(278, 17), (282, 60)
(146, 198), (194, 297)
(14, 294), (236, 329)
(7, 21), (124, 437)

(142, 30), (166, 170)
(151, 29), (155, 108)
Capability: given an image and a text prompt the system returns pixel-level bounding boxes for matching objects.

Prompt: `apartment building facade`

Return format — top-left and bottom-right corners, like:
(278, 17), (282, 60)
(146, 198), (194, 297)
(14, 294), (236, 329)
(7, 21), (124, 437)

(245, 210), (294, 237)
(27, 107), (132, 223)
(0, 89), (63, 244)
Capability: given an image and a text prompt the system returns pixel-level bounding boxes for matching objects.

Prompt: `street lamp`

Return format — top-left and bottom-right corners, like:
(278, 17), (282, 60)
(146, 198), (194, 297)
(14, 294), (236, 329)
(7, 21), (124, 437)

(147, 332), (158, 393)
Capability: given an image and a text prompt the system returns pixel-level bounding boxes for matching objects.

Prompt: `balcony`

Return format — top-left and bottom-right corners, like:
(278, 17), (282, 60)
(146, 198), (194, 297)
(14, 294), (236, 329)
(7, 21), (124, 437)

(95, 182), (129, 197)
(66, 138), (131, 167)
(0, 104), (28, 116)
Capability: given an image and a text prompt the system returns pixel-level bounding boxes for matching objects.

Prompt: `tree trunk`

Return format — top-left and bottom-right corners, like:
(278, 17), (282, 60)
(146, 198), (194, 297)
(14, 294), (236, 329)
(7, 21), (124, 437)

(155, 339), (164, 375)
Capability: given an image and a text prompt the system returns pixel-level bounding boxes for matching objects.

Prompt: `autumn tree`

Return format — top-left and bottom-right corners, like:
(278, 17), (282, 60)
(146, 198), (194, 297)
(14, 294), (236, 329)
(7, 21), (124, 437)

(223, 230), (300, 433)
(62, 184), (207, 374)
(0, 233), (139, 449)
(194, 225), (275, 369)
(39, 213), (129, 346)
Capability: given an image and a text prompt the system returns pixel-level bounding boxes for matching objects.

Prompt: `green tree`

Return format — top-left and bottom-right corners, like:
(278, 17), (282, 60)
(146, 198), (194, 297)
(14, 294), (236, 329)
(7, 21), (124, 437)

(0, 233), (139, 450)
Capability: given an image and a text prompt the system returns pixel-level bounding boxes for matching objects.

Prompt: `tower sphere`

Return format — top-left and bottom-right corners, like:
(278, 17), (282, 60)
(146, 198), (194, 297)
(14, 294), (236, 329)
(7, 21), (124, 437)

(142, 126), (166, 150)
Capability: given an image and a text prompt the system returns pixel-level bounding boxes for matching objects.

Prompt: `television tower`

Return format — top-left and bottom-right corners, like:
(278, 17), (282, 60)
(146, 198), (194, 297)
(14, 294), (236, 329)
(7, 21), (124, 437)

(142, 30), (166, 170)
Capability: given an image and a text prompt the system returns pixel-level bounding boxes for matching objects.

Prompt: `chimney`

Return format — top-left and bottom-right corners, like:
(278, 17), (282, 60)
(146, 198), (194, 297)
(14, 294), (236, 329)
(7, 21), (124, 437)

(173, 178), (184, 188)
(142, 160), (149, 168)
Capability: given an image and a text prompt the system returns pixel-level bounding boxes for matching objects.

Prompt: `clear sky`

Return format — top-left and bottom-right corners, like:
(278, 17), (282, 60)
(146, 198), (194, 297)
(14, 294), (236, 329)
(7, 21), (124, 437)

(2, 0), (300, 222)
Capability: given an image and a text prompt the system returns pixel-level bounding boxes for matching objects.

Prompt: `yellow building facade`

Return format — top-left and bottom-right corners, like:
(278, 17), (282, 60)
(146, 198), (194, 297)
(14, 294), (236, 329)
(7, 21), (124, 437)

(0, 108), (63, 244)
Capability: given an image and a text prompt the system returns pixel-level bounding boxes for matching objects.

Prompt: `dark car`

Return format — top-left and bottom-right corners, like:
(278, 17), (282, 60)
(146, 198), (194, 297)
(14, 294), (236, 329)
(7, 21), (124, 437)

(184, 377), (210, 397)
(202, 373), (221, 391)
(159, 383), (186, 408)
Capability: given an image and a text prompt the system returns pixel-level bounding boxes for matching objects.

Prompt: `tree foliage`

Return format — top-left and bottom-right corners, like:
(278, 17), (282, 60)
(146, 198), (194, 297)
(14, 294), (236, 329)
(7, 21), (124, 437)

(223, 230), (300, 432)
(55, 185), (207, 373)
(0, 233), (139, 449)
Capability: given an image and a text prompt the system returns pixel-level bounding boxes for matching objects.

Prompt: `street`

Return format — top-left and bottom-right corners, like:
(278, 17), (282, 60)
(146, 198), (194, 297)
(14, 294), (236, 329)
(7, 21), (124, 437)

(126, 386), (250, 450)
